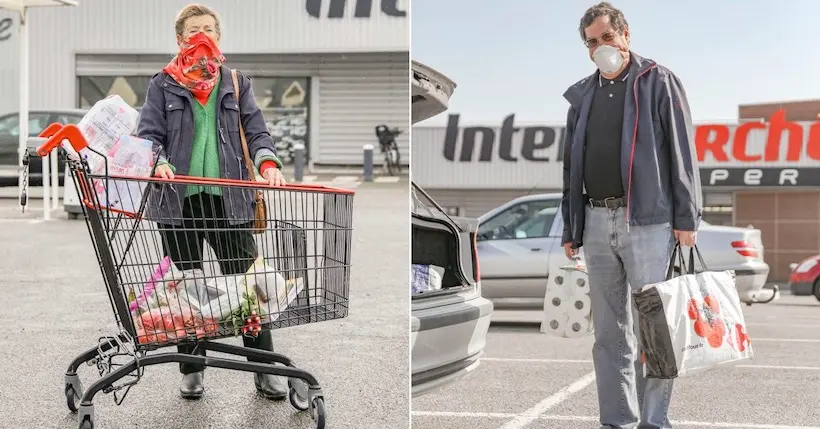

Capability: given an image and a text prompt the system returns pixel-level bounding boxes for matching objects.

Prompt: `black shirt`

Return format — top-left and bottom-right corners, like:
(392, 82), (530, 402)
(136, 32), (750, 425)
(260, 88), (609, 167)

(583, 67), (629, 200)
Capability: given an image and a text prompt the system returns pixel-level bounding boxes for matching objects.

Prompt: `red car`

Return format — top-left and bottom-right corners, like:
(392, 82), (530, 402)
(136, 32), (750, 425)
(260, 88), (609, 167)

(788, 255), (820, 300)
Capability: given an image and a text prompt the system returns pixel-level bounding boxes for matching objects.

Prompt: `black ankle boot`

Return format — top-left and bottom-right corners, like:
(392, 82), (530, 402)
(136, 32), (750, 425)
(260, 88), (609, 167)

(254, 373), (286, 400)
(180, 371), (204, 399)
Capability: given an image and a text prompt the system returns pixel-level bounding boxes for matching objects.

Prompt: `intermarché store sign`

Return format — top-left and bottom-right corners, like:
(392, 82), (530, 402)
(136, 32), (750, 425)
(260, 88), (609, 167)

(306, 0), (406, 18)
(439, 110), (820, 187)
(0, 17), (12, 42)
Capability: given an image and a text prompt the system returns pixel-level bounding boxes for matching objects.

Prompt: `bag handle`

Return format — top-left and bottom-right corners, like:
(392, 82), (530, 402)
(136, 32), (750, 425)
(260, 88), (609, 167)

(686, 245), (709, 274)
(665, 243), (688, 280)
(230, 69), (256, 182)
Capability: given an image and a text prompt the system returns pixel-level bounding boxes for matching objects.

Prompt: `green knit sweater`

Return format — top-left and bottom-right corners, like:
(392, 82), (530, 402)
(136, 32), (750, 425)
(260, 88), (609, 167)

(186, 75), (222, 197)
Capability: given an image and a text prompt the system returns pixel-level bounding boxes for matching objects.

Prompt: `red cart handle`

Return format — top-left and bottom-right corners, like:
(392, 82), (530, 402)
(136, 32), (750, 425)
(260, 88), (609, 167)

(36, 123), (89, 156)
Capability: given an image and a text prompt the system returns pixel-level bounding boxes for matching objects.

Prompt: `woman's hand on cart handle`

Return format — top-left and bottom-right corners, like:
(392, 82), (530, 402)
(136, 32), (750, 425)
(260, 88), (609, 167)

(154, 164), (175, 180)
(261, 164), (286, 187)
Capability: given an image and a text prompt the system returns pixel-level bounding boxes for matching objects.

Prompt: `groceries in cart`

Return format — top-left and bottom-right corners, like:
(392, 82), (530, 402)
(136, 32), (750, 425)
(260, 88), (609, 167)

(67, 96), (160, 214)
(70, 95), (141, 170)
(633, 245), (754, 378)
(411, 264), (443, 294)
(541, 257), (594, 338)
(130, 256), (305, 345)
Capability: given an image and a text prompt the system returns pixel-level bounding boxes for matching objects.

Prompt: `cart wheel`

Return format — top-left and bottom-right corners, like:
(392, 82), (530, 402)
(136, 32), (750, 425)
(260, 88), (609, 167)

(68, 213), (79, 220)
(65, 383), (80, 412)
(288, 379), (309, 411)
(311, 397), (326, 429)
(78, 415), (93, 429)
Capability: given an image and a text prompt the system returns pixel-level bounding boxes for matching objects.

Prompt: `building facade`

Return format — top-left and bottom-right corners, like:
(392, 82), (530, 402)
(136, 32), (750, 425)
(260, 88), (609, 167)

(0, 0), (409, 166)
(413, 110), (820, 281)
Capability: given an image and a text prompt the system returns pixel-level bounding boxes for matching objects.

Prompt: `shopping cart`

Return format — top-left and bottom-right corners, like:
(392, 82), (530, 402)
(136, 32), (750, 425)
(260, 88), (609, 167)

(25, 123), (355, 429)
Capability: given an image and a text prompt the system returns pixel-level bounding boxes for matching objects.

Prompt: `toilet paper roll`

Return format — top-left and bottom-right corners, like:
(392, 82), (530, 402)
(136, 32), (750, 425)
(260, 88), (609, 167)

(564, 314), (593, 338)
(567, 294), (592, 318)
(544, 288), (569, 313)
(541, 313), (569, 336)
(572, 273), (591, 294)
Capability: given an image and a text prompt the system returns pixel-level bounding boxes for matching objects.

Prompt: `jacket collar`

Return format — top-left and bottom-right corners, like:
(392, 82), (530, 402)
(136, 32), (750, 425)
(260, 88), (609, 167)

(563, 51), (656, 108)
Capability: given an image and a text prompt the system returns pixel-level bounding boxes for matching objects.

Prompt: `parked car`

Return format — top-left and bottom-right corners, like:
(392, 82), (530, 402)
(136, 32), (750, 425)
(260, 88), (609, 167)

(476, 193), (774, 308)
(0, 109), (86, 186)
(411, 60), (493, 397)
(788, 255), (820, 300)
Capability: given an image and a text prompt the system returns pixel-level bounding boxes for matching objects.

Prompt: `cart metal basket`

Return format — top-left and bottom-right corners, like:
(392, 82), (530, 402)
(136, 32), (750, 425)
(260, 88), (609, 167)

(25, 123), (355, 429)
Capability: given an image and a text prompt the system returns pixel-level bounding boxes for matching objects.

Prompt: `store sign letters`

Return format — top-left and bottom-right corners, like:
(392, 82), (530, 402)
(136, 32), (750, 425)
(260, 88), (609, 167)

(697, 109), (820, 163)
(701, 168), (819, 187)
(443, 109), (820, 166)
(443, 114), (565, 162)
(306, 0), (406, 18)
(0, 18), (13, 42)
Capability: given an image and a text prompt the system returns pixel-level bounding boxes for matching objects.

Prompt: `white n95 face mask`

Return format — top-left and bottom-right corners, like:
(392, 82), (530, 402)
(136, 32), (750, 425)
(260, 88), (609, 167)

(592, 45), (624, 74)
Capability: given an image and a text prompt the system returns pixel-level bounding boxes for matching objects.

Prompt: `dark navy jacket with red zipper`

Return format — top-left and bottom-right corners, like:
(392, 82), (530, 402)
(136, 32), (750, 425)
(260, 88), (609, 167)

(560, 52), (703, 249)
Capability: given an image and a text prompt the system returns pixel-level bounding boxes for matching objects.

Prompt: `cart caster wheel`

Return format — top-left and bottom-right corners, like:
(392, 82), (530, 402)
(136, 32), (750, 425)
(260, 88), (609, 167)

(68, 213), (79, 220)
(288, 379), (309, 411)
(311, 397), (326, 429)
(65, 383), (80, 412)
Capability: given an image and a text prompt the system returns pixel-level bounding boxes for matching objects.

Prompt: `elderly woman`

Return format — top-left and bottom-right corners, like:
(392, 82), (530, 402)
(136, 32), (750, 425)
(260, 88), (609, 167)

(137, 4), (287, 400)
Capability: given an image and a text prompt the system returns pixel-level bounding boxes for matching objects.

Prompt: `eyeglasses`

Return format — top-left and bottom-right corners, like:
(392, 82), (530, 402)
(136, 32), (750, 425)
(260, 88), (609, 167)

(584, 32), (616, 49)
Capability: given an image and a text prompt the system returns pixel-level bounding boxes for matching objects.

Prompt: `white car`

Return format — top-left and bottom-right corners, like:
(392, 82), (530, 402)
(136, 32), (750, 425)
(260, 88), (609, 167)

(410, 61), (493, 396)
(477, 193), (775, 309)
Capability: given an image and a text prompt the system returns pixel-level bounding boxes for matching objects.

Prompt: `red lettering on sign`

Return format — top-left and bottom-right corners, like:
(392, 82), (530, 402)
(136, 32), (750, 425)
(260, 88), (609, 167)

(765, 110), (802, 162)
(733, 122), (765, 162)
(695, 125), (729, 162)
(694, 109), (820, 163)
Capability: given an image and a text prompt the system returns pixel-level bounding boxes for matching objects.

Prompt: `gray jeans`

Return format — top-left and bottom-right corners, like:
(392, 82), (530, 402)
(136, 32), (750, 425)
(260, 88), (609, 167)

(582, 205), (676, 429)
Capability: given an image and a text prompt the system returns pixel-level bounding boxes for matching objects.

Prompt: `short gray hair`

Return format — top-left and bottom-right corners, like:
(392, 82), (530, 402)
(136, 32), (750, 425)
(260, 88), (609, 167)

(578, 2), (628, 41)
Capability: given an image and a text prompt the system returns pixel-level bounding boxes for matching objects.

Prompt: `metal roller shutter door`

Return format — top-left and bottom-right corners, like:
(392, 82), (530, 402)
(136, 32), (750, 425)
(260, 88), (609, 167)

(76, 52), (409, 165)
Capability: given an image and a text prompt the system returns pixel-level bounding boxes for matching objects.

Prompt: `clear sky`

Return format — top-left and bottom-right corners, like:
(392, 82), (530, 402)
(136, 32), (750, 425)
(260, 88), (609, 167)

(411, 0), (820, 126)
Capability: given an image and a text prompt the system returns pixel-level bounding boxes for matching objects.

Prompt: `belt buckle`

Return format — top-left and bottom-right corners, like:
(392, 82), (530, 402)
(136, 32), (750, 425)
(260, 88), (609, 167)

(603, 197), (617, 209)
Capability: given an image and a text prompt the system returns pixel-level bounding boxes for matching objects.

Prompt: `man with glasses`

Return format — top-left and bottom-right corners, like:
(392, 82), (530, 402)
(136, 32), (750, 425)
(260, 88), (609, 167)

(560, 2), (702, 429)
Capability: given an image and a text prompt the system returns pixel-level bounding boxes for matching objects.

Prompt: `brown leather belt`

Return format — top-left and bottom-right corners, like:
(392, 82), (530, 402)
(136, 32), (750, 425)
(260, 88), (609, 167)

(588, 196), (626, 209)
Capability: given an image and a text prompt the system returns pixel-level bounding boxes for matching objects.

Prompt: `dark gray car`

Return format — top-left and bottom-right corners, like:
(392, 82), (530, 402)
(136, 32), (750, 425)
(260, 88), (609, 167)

(0, 109), (87, 186)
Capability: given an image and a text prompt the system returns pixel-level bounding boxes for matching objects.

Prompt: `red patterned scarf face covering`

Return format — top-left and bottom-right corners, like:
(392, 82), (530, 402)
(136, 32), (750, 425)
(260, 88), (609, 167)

(162, 32), (226, 105)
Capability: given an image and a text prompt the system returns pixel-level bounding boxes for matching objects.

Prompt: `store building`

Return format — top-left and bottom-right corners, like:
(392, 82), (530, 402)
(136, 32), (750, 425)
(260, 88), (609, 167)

(0, 0), (409, 167)
(413, 108), (820, 281)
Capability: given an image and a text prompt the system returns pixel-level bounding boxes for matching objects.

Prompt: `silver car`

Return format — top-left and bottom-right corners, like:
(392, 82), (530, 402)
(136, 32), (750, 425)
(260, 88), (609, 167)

(411, 61), (493, 396)
(477, 193), (774, 309)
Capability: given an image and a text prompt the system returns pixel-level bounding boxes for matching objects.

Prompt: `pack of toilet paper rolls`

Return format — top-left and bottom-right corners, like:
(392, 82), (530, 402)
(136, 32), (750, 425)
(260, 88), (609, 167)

(541, 260), (594, 338)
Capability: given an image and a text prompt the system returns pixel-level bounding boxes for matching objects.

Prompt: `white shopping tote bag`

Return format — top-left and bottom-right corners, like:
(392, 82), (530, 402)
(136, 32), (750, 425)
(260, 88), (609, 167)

(632, 245), (753, 378)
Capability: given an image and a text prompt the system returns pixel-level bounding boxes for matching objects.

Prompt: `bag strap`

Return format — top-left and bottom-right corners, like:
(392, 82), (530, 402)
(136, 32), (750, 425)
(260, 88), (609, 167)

(687, 245), (709, 274)
(665, 244), (688, 280)
(230, 69), (256, 182)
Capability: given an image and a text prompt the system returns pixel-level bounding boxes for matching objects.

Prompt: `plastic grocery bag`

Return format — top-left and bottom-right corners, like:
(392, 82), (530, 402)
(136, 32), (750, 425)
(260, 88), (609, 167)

(244, 256), (290, 303)
(633, 245), (753, 379)
(541, 257), (594, 338)
(411, 264), (444, 294)
(91, 134), (160, 214)
(77, 95), (141, 173)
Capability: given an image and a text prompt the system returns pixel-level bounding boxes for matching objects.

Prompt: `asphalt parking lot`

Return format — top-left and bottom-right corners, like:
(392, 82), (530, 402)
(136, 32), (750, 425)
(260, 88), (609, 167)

(412, 293), (820, 429)
(0, 179), (409, 429)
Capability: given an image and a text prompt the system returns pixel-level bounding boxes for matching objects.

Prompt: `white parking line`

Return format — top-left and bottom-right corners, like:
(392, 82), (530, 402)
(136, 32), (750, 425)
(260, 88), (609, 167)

(498, 371), (596, 429)
(483, 357), (820, 372)
(411, 412), (820, 429)
(753, 338), (820, 343)
(412, 411), (511, 419)
(540, 415), (820, 429)
(747, 322), (820, 328)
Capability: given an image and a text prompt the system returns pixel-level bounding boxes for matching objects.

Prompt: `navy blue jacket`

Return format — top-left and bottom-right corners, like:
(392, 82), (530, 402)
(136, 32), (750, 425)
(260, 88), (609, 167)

(561, 52), (702, 248)
(137, 65), (281, 225)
